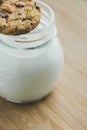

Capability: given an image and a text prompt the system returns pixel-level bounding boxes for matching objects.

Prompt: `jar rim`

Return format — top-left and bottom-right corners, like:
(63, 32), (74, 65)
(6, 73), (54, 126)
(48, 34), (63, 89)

(0, 0), (56, 49)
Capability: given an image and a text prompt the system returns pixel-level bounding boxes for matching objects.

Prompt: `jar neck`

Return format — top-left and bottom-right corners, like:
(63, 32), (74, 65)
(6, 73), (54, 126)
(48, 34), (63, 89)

(0, 1), (57, 50)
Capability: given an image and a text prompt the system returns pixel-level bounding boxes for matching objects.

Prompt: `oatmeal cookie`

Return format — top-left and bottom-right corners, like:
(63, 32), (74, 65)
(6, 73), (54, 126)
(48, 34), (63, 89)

(0, 0), (41, 35)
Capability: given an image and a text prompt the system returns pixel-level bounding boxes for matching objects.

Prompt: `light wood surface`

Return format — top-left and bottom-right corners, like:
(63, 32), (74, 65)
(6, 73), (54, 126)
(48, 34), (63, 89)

(0, 0), (87, 130)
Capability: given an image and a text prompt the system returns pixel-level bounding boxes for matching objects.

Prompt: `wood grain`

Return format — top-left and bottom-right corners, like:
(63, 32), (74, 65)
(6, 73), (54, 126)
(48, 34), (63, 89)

(0, 0), (87, 130)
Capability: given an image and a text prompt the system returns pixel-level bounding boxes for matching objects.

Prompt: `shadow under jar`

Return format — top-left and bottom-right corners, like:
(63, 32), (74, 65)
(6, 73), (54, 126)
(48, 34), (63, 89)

(0, 1), (64, 103)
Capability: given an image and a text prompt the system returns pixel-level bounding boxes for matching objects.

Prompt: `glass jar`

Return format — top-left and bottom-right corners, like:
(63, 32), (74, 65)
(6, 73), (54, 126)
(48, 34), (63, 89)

(0, 1), (64, 103)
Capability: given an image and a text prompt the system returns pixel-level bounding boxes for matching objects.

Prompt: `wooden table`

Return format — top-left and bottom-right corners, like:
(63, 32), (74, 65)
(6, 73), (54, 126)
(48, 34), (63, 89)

(0, 0), (87, 130)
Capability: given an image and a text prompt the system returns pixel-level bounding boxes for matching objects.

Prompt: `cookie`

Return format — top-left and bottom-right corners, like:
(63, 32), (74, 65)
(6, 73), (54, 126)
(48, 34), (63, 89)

(0, 0), (41, 35)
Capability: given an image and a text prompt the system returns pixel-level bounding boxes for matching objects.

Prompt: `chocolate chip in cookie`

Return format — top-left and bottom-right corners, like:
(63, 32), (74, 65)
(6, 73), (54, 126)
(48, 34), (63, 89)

(0, 0), (2, 5)
(0, 9), (8, 18)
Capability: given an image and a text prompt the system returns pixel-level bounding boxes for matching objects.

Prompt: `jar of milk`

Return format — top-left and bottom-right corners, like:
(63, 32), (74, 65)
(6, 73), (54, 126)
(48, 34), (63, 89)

(0, 1), (64, 103)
